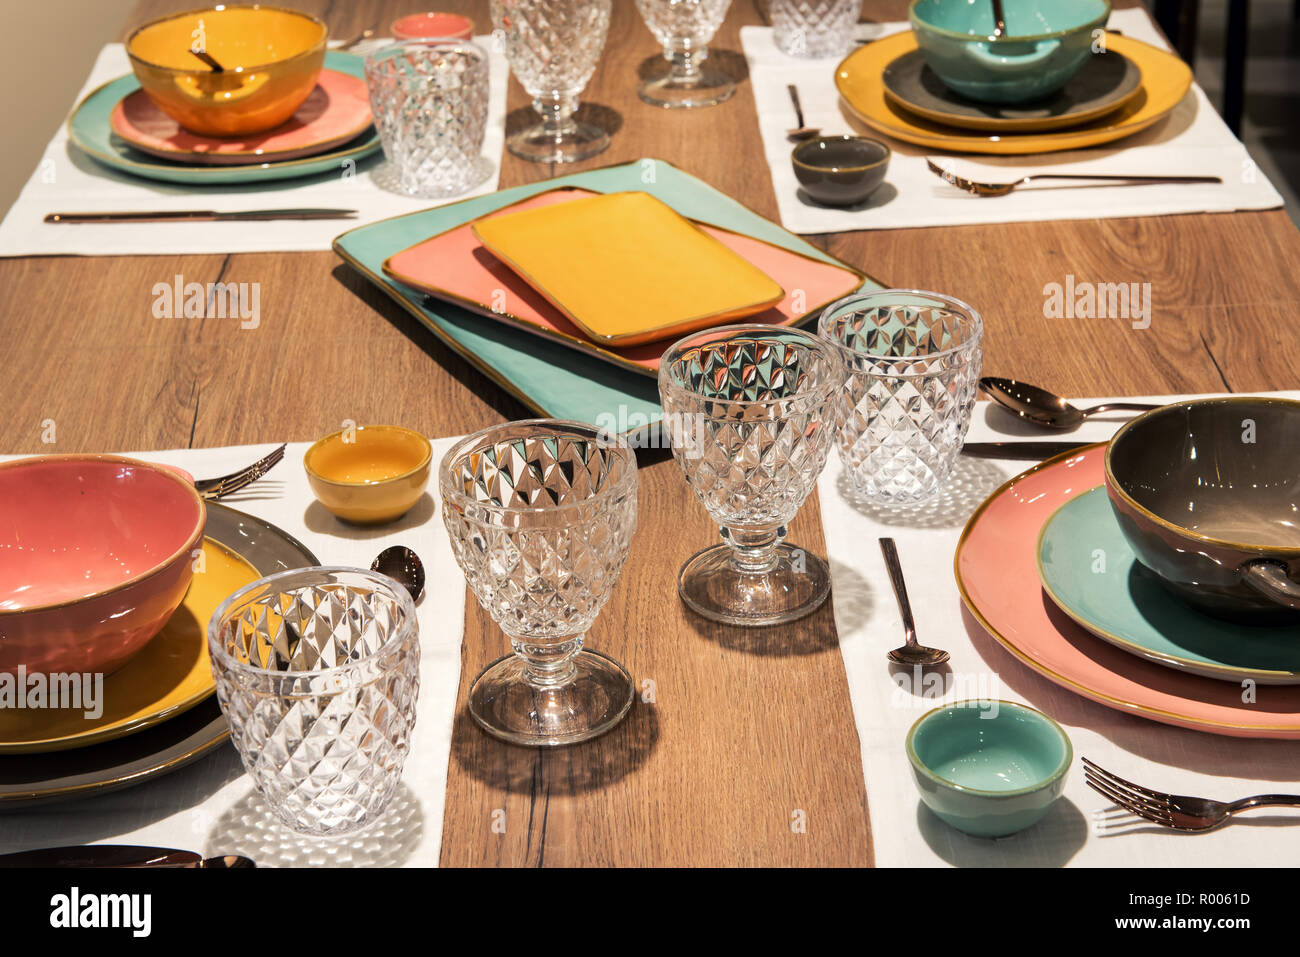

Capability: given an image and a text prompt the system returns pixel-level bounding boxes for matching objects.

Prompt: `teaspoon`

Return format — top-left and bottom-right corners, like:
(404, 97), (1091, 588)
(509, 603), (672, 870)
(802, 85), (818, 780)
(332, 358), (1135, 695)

(980, 376), (1157, 430)
(371, 546), (426, 602)
(880, 538), (949, 667)
(786, 85), (820, 140)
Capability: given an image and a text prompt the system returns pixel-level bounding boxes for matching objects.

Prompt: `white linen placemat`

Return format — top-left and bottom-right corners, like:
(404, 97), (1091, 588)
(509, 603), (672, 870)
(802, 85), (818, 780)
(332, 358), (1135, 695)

(821, 390), (1300, 866)
(0, 438), (466, 868)
(742, 8), (1283, 234)
(0, 39), (507, 257)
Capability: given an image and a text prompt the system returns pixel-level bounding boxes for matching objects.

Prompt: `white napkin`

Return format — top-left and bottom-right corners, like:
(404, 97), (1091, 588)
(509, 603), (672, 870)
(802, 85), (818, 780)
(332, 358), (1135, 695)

(0, 439), (467, 868)
(0, 39), (508, 257)
(742, 8), (1283, 234)
(820, 390), (1300, 866)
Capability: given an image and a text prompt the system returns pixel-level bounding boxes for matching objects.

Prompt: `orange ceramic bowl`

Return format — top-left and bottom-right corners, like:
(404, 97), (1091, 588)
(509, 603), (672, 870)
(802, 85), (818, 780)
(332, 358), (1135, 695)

(304, 425), (432, 525)
(0, 455), (206, 677)
(126, 5), (328, 137)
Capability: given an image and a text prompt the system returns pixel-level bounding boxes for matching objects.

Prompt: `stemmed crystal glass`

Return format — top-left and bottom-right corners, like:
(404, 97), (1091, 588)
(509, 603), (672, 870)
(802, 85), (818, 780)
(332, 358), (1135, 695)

(635, 0), (734, 108)
(440, 420), (639, 746)
(658, 325), (841, 626)
(208, 567), (420, 836)
(491, 0), (612, 163)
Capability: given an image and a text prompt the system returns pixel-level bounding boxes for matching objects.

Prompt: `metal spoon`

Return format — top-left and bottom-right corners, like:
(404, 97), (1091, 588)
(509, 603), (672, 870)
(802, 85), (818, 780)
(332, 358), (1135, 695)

(979, 376), (1158, 430)
(990, 0), (1007, 37)
(880, 538), (949, 667)
(189, 48), (225, 72)
(371, 546), (425, 602)
(786, 85), (820, 140)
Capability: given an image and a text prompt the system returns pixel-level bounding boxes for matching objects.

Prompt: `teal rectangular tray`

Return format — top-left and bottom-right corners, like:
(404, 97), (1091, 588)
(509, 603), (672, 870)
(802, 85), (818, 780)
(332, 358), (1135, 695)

(332, 158), (880, 439)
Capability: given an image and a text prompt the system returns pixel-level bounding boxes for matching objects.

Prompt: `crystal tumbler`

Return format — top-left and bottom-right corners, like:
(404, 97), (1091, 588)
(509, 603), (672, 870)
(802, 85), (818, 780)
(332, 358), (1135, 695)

(208, 567), (420, 836)
(364, 40), (491, 198)
(818, 290), (983, 505)
(659, 325), (841, 626)
(491, 0), (612, 163)
(635, 0), (734, 109)
(771, 0), (861, 58)
(440, 420), (639, 746)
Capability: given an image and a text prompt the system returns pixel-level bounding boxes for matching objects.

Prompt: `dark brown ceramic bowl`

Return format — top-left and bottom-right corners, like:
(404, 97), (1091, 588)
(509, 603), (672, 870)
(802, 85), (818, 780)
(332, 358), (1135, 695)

(1104, 397), (1300, 621)
(791, 135), (890, 208)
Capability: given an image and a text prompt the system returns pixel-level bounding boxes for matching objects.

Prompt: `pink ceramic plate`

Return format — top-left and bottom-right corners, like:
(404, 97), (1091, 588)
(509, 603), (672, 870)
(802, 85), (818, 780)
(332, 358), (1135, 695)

(109, 68), (372, 166)
(955, 445), (1300, 738)
(381, 187), (866, 376)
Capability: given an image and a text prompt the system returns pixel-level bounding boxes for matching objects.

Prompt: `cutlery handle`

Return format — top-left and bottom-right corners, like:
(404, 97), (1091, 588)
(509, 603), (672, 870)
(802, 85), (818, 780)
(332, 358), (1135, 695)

(787, 84), (806, 127)
(1230, 795), (1300, 813)
(1077, 401), (1160, 414)
(45, 211), (216, 224)
(879, 538), (918, 649)
(1030, 174), (1224, 184)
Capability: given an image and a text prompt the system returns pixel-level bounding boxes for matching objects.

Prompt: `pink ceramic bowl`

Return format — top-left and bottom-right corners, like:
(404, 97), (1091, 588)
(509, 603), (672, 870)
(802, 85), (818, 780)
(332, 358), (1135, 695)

(0, 455), (206, 677)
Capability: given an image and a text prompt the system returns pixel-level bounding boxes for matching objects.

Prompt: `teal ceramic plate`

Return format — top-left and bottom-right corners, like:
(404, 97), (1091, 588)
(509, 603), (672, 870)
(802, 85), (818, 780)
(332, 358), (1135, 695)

(67, 51), (380, 185)
(333, 158), (879, 439)
(1038, 486), (1300, 684)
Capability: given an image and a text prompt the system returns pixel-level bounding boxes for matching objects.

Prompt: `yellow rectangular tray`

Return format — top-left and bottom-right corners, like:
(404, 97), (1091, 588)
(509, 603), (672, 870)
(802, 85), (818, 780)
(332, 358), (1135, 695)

(470, 190), (786, 347)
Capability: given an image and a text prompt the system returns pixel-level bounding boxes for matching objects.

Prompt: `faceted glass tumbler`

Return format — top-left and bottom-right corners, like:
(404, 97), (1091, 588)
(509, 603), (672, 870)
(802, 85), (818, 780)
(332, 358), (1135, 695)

(439, 419), (639, 747)
(772, 0), (861, 58)
(635, 0), (735, 109)
(208, 567), (420, 837)
(364, 41), (491, 199)
(491, 0), (612, 163)
(818, 290), (983, 506)
(658, 325), (841, 626)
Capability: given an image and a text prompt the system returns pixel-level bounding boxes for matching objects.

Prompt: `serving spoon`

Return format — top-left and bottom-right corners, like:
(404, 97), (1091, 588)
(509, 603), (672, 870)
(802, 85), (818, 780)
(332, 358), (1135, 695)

(881, 538), (949, 667)
(980, 376), (1157, 429)
(371, 546), (426, 602)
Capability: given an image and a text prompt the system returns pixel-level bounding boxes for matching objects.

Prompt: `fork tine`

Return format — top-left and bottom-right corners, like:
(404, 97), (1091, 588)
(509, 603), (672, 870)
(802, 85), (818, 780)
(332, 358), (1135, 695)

(1085, 776), (1173, 826)
(1084, 768), (1166, 813)
(1082, 757), (1168, 802)
(196, 443), (286, 497)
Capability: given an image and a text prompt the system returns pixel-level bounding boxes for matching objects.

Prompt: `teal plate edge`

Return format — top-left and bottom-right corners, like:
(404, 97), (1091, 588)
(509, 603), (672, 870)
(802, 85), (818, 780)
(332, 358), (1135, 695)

(66, 51), (381, 186)
(1037, 485), (1300, 684)
(332, 157), (882, 441)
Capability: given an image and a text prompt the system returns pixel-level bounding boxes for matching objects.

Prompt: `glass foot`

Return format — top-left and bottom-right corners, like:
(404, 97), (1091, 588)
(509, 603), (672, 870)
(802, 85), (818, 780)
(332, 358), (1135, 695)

(506, 121), (609, 164)
(638, 64), (735, 109)
(677, 542), (830, 626)
(468, 649), (634, 747)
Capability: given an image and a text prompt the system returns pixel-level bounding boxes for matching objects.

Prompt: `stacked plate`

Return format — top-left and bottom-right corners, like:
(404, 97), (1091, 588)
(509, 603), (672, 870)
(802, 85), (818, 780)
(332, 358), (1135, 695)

(955, 446), (1300, 739)
(835, 32), (1193, 155)
(0, 503), (317, 808)
(67, 51), (381, 185)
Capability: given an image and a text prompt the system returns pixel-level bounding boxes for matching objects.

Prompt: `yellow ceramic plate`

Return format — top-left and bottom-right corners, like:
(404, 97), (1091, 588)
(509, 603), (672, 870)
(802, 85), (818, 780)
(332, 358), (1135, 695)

(0, 538), (257, 754)
(835, 32), (1192, 154)
(470, 191), (786, 347)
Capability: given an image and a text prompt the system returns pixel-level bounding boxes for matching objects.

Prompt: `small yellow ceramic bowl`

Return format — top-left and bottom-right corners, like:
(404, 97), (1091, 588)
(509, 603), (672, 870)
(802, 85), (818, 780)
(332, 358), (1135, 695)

(126, 5), (328, 137)
(304, 425), (432, 525)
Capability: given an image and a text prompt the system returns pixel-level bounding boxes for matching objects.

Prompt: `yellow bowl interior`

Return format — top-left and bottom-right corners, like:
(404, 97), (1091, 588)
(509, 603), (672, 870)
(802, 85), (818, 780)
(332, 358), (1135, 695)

(128, 5), (326, 71)
(306, 426), (431, 486)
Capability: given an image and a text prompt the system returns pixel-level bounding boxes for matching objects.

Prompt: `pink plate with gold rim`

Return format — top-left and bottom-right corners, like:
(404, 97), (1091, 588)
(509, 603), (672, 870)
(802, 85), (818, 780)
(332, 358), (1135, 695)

(955, 444), (1300, 738)
(109, 68), (372, 166)
(381, 186), (866, 377)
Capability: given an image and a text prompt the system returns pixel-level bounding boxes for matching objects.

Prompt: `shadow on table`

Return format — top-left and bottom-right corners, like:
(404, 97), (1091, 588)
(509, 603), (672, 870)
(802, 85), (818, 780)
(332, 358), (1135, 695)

(835, 454), (1008, 530)
(302, 493), (436, 538)
(448, 696), (659, 796)
(204, 781), (424, 867)
(959, 603), (1300, 785)
(827, 557), (874, 633)
(686, 598), (841, 657)
(916, 796), (1088, 867)
(795, 183), (898, 213)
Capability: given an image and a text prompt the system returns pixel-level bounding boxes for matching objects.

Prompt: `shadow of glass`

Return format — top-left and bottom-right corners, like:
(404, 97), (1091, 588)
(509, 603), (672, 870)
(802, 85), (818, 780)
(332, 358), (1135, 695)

(687, 600), (840, 656)
(916, 795), (1088, 866)
(827, 557), (873, 632)
(204, 781), (424, 867)
(835, 454), (1009, 529)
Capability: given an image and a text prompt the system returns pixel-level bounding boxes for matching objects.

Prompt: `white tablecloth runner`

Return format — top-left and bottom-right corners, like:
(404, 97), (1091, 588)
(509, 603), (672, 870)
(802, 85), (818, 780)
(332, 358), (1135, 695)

(742, 8), (1283, 234)
(0, 439), (467, 868)
(0, 39), (507, 257)
(820, 390), (1300, 866)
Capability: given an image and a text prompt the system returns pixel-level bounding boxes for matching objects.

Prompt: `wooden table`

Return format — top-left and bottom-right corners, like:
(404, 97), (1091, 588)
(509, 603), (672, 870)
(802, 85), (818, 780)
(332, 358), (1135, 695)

(3, 0), (1297, 867)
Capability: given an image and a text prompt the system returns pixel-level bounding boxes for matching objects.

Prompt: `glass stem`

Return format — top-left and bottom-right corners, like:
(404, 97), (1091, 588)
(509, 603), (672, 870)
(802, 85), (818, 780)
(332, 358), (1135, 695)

(721, 524), (786, 575)
(533, 93), (579, 142)
(663, 39), (709, 84)
(512, 634), (583, 688)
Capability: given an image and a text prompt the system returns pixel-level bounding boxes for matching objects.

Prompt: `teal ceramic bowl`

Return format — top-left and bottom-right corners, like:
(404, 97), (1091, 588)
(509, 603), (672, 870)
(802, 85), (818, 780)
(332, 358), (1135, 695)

(909, 0), (1112, 104)
(906, 700), (1072, 838)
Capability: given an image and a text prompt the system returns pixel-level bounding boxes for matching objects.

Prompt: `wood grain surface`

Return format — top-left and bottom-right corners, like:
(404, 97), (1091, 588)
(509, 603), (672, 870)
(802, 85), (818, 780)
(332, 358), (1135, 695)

(0, 0), (1295, 866)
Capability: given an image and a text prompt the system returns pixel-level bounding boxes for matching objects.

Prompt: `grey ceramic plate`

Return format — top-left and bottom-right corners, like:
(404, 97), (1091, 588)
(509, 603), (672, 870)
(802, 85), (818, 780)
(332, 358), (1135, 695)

(882, 48), (1143, 132)
(0, 502), (318, 809)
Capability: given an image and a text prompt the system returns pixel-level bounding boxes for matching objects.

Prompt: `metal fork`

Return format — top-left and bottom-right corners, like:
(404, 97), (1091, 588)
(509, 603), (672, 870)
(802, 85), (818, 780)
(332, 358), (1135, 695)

(193, 444), (286, 500)
(926, 159), (1223, 198)
(1083, 757), (1300, 832)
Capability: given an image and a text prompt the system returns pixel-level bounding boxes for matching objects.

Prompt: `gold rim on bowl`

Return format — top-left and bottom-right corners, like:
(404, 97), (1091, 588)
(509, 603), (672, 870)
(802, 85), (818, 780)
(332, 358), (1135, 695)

(125, 3), (328, 76)
(302, 425), (433, 489)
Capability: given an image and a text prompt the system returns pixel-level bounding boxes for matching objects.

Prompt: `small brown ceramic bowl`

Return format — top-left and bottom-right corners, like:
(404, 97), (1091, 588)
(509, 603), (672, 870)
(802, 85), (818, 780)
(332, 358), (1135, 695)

(1105, 397), (1300, 621)
(791, 135), (890, 207)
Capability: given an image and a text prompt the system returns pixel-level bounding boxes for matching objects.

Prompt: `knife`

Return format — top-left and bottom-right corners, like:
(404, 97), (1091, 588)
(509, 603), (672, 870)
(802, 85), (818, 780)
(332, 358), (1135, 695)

(961, 440), (1099, 460)
(44, 208), (358, 224)
(0, 845), (201, 868)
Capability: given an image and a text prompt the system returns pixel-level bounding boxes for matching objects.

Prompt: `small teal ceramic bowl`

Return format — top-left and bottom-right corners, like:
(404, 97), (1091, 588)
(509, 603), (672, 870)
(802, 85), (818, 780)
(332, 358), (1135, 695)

(909, 0), (1112, 104)
(906, 699), (1072, 838)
